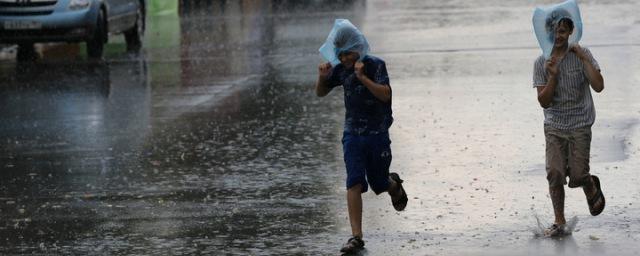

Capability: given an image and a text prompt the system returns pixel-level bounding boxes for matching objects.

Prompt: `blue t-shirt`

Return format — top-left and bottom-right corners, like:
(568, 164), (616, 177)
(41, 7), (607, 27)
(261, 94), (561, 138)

(326, 55), (393, 135)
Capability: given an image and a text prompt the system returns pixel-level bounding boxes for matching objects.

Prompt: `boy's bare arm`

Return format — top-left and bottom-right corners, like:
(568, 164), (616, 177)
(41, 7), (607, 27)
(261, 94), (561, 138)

(584, 64), (603, 92)
(354, 61), (391, 103)
(316, 63), (333, 97)
(537, 57), (559, 108)
(571, 45), (604, 93)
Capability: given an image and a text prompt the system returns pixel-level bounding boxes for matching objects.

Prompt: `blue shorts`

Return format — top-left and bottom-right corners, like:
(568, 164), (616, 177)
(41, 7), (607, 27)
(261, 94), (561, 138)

(342, 132), (392, 194)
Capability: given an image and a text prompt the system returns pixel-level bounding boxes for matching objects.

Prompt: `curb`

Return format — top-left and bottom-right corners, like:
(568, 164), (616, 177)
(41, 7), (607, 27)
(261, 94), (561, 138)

(0, 44), (17, 60)
(0, 43), (81, 61)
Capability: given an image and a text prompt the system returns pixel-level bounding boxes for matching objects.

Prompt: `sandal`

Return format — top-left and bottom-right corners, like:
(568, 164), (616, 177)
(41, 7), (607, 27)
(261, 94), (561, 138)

(340, 236), (365, 253)
(588, 175), (605, 216)
(544, 223), (566, 237)
(389, 172), (408, 211)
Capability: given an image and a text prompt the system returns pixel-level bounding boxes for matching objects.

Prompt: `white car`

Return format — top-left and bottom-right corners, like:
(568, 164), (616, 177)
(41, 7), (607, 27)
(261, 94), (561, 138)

(0, 0), (146, 60)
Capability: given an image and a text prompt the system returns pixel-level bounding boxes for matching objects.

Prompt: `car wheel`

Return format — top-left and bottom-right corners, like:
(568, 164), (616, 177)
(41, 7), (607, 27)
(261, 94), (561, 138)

(16, 43), (36, 61)
(124, 7), (144, 52)
(87, 9), (106, 59)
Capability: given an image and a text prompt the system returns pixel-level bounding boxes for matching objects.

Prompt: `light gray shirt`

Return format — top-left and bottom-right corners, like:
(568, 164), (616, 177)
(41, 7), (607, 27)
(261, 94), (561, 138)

(533, 47), (600, 130)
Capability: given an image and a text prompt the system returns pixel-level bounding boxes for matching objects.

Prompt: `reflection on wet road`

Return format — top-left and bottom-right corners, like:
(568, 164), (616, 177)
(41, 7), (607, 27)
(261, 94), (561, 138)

(0, 1), (368, 254)
(1, 0), (639, 255)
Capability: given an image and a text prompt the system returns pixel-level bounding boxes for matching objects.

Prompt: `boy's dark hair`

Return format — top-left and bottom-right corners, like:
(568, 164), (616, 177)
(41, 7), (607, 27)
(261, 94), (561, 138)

(334, 26), (354, 49)
(545, 9), (574, 41)
(333, 26), (365, 56)
(557, 17), (574, 31)
(545, 9), (573, 31)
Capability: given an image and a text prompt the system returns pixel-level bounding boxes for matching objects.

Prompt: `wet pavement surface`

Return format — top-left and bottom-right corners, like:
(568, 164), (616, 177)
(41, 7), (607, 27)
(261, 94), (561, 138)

(0, 0), (639, 255)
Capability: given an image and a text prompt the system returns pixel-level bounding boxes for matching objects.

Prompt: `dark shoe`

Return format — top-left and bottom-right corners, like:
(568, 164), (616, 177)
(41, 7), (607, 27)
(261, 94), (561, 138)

(389, 172), (408, 211)
(544, 223), (566, 237)
(340, 236), (365, 253)
(588, 175), (605, 216)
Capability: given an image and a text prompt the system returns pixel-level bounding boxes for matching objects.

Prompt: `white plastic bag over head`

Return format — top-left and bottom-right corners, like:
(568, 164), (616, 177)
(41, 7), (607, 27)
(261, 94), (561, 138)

(319, 19), (370, 66)
(532, 0), (582, 59)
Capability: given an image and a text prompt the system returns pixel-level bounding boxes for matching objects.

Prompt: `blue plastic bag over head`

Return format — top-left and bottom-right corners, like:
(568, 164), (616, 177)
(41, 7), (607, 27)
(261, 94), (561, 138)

(532, 0), (582, 60)
(319, 19), (370, 66)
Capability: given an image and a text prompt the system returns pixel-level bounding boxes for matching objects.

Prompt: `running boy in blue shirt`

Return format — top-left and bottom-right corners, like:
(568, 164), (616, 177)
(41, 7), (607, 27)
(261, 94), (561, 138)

(315, 22), (408, 253)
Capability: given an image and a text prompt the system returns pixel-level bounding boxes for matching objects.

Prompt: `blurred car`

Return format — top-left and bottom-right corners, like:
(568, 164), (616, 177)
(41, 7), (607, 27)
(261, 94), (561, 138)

(0, 0), (145, 60)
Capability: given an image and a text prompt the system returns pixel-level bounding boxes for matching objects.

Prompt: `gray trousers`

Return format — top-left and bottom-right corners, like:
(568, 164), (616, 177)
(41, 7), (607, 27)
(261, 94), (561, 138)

(544, 125), (593, 188)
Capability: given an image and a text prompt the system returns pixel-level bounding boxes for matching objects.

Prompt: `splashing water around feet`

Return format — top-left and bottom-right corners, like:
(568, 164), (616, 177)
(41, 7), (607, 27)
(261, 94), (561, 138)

(532, 215), (579, 238)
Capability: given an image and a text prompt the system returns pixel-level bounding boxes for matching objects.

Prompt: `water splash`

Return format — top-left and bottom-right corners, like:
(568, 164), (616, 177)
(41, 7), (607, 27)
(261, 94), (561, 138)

(532, 214), (578, 237)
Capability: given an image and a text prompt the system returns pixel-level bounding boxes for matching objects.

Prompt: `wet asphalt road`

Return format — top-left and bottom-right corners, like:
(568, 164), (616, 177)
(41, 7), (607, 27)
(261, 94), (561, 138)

(1, 0), (639, 255)
(1, 1), (358, 255)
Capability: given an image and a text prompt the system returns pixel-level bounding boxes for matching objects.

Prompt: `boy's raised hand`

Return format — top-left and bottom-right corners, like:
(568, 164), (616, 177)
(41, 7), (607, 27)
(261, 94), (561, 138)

(545, 57), (559, 78)
(569, 44), (587, 61)
(354, 61), (365, 80)
(318, 62), (332, 77)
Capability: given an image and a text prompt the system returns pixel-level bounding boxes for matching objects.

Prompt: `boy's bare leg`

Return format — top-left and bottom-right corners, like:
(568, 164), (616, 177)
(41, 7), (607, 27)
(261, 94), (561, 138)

(347, 184), (363, 238)
(550, 186), (566, 225)
(347, 179), (401, 238)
